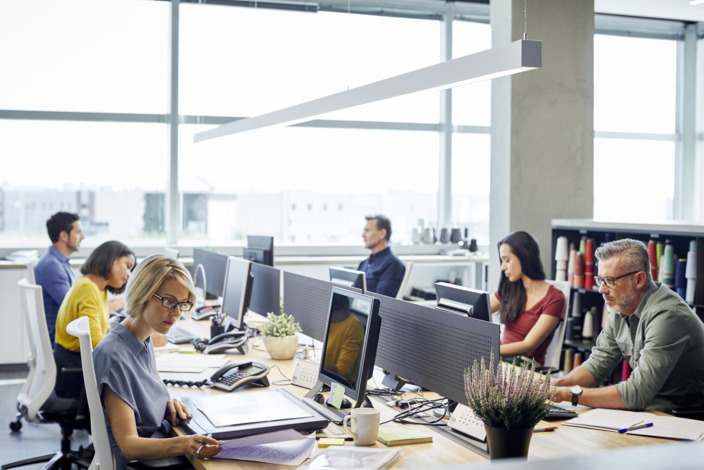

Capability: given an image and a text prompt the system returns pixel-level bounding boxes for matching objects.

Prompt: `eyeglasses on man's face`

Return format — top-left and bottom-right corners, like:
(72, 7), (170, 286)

(153, 293), (193, 312)
(594, 271), (639, 288)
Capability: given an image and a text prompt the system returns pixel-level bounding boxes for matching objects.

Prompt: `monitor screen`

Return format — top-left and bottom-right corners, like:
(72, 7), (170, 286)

(192, 248), (229, 299)
(248, 263), (281, 317)
(435, 282), (492, 322)
(244, 235), (274, 266)
(318, 287), (381, 403)
(369, 292), (500, 404)
(221, 257), (254, 332)
(328, 267), (366, 293)
(282, 271), (335, 342)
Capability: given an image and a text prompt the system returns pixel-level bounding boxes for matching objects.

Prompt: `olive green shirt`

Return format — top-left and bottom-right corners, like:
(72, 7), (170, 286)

(583, 282), (704, 412)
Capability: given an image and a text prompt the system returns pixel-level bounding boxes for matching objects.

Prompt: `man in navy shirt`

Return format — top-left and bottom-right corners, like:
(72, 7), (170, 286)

(34, 211), (84, 346)
(358, 215), (406, 297)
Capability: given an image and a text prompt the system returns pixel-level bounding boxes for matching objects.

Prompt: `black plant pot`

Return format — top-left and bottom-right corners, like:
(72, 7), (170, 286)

(484, 424), (534, 459)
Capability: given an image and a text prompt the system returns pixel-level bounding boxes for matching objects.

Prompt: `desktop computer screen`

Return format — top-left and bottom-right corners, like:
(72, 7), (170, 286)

(243, 235), (274, 267)
(317, 287), (381, 403)
(328, 267), (366, 293)
(221, 257), (254, 332)
(192, 248), (229, 299)
(247, 263), (281, 317)
(435, 282), (492, 322)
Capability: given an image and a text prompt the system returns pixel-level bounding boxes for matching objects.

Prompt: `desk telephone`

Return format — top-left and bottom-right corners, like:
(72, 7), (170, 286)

(193, 330), (248, 355)
(449, 403), (487, 442)
(191, 304), (221, 321)
(211, 361), (271, 392)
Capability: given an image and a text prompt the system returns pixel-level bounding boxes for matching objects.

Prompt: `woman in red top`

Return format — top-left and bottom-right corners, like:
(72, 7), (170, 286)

(489, 231), (566, 365)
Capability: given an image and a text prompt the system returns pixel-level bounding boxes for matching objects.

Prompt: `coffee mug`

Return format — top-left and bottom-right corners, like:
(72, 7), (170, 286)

(343, 408), (380, 446)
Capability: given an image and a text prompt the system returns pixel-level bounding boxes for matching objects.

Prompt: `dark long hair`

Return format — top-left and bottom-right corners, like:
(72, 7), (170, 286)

(80, 240), (136, 295)
(497, 231), (546, 324)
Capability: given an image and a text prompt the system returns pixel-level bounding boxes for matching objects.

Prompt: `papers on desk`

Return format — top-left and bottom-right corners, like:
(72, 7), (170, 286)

(155, 352), (229, 373)
(298, 447), (403, 470)
(563, 409), (704, 440)
(216, 429), (315, 466)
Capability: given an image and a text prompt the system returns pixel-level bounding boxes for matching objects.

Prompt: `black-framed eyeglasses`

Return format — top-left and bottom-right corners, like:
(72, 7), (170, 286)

(594, 271), (639, 288)
(153, 293), (193, 312)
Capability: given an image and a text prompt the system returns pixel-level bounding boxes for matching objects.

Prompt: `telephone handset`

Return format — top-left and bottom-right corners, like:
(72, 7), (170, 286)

(191, 304), (221, 321)
(193, 330), (248, 355)
(210, 360), (271, 392)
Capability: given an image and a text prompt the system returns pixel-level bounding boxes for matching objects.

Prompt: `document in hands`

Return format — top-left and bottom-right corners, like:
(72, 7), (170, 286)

(217, 429), (315, 466)
(564, 409), (704, 441)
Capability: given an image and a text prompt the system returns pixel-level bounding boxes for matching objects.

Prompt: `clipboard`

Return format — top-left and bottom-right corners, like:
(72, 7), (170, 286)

(181, 388), (329, 439)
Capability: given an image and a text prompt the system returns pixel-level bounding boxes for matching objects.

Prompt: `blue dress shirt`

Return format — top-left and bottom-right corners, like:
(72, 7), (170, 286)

(358, 247), (406, 297)
(34, 246), (76, 345)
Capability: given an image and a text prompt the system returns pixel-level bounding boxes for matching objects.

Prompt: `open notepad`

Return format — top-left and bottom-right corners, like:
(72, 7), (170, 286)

(564, 409), (704, 441)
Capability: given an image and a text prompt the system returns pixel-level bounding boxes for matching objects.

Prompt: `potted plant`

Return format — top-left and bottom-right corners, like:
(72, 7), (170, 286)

(464, 351), (555, 459)
(259, 310), (301, 360)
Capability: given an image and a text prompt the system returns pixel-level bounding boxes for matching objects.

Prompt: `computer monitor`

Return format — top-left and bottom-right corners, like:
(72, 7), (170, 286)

(282, 271), (335, 342)
(247, 263), (281, 317)
(221, 257), (254, 332)
(302, 287), (381, 422)
(435, 282), (492, 322)
(243, 235), (274, 267)
(192, 248), (229, 300)
(369, 292), (500, 404)
(329, 267), (366, 293)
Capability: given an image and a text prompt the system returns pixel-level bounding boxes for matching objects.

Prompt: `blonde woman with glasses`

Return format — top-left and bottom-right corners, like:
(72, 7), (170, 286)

(93, 254), (222, 469)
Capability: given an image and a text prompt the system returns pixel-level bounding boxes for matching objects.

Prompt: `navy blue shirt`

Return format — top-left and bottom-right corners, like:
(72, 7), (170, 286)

(34, 246), (76, 345)
(358, 247), (406, 297)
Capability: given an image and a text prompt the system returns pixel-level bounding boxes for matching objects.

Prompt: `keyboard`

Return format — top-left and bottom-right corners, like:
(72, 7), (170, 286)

(544, 404), (578, 420)
(165, 326), (201, 345)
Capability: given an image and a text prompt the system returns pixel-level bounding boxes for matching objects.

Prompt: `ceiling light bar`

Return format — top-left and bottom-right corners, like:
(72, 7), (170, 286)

(195, 39), (541, 142)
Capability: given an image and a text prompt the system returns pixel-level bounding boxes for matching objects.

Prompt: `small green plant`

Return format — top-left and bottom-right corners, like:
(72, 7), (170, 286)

(259, 312), (301, 337)
(464, 351), (554, 429)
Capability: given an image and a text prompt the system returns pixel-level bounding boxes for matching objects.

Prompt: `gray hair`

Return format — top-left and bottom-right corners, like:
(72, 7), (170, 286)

(594, 238), (652, 283)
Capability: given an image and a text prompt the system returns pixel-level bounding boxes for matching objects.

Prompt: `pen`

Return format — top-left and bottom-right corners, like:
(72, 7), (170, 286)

(618, 422), (653, 434)
(196, 433), (212, 455)
(533, 427), (557, 433)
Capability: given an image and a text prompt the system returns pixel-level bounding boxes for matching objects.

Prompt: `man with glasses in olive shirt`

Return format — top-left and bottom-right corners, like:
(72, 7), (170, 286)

(358, 215), (406, 298)
(552, 238), (704, 413)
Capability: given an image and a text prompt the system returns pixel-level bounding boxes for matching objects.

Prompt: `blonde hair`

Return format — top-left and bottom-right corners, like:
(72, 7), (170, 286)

(124, 254), (196, 320)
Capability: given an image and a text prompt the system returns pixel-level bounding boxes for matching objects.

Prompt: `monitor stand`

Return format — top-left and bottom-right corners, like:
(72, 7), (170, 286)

(301, 380), (373, 425)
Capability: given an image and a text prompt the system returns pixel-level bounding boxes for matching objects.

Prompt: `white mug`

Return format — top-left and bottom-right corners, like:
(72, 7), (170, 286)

(343, 408), (380, 446)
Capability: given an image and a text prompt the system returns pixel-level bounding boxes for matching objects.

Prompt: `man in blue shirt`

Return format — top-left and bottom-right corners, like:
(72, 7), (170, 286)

(34, 211), (84, 346)
(358, 215), (406, 297)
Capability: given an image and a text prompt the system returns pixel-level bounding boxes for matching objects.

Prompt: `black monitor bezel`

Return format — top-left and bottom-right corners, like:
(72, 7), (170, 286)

(317, 286), (381, 402)
(221, 257), (254, 331)
(435, 282), (492, 322)
(328, 266), (367, 293)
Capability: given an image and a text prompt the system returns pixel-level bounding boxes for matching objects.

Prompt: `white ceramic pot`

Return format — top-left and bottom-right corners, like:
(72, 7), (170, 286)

(263, 335), (299, 360)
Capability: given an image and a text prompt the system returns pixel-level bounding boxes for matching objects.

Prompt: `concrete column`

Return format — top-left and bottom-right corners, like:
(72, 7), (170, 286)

(489, 0), (594, 289)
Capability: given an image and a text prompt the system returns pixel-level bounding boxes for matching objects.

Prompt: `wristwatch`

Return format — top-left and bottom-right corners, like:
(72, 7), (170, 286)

(570, 385), (583, 406)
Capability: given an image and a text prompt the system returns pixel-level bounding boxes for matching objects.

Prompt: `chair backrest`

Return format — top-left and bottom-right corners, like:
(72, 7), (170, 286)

(543, 280), (572, 370)
(17, 278), (56, 421)
(25, 259), (37, 285)
(67, 316), (114, 470)
(395, 261), (414, 299)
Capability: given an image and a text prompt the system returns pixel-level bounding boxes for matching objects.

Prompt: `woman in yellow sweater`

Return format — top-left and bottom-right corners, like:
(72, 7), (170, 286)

(54, 240), (136, 400)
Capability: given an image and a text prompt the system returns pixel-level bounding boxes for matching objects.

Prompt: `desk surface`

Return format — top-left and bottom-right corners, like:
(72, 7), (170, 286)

(162, 316), (682, 469)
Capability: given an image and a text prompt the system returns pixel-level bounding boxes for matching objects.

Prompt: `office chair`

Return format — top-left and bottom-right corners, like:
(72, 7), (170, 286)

(541, 280), (572, 372)
(5, 279), (90, 470)
(395, 261), (413, 300)
(66, 317), (192, 470)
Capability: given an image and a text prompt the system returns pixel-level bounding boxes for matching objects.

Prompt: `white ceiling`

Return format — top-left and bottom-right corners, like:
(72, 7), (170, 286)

(595, 0), (704, 22)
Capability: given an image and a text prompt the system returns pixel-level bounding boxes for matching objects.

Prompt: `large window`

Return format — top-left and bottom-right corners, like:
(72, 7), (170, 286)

(593, 34), (678, 220)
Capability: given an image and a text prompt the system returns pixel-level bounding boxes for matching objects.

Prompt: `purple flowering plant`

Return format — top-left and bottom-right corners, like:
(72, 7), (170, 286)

(464, 351), (555, 429)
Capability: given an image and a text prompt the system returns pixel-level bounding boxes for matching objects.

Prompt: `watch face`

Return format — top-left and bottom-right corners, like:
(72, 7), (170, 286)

(570, 385), (583, 395)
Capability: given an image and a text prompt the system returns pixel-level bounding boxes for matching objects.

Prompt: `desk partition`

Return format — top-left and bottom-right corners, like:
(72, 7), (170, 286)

(370, 293), (500, 405)
(282, 271), (334, 342)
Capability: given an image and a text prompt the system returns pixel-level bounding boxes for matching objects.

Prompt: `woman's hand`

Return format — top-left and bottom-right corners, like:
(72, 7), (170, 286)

(189, 434), (223, 459)
(166, 399), (192, 426)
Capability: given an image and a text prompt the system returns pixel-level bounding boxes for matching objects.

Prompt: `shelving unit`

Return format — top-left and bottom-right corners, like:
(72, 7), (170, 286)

(550, 219), (704, 377)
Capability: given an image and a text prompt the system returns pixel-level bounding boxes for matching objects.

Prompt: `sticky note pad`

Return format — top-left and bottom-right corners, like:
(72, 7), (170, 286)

(318, 438), (345, 448)
(377, 430), (433, 446)
(329, 382), (345, 409)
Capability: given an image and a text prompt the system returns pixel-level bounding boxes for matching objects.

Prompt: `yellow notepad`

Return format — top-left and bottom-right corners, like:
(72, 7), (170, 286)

(377, 430), (433, 446)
